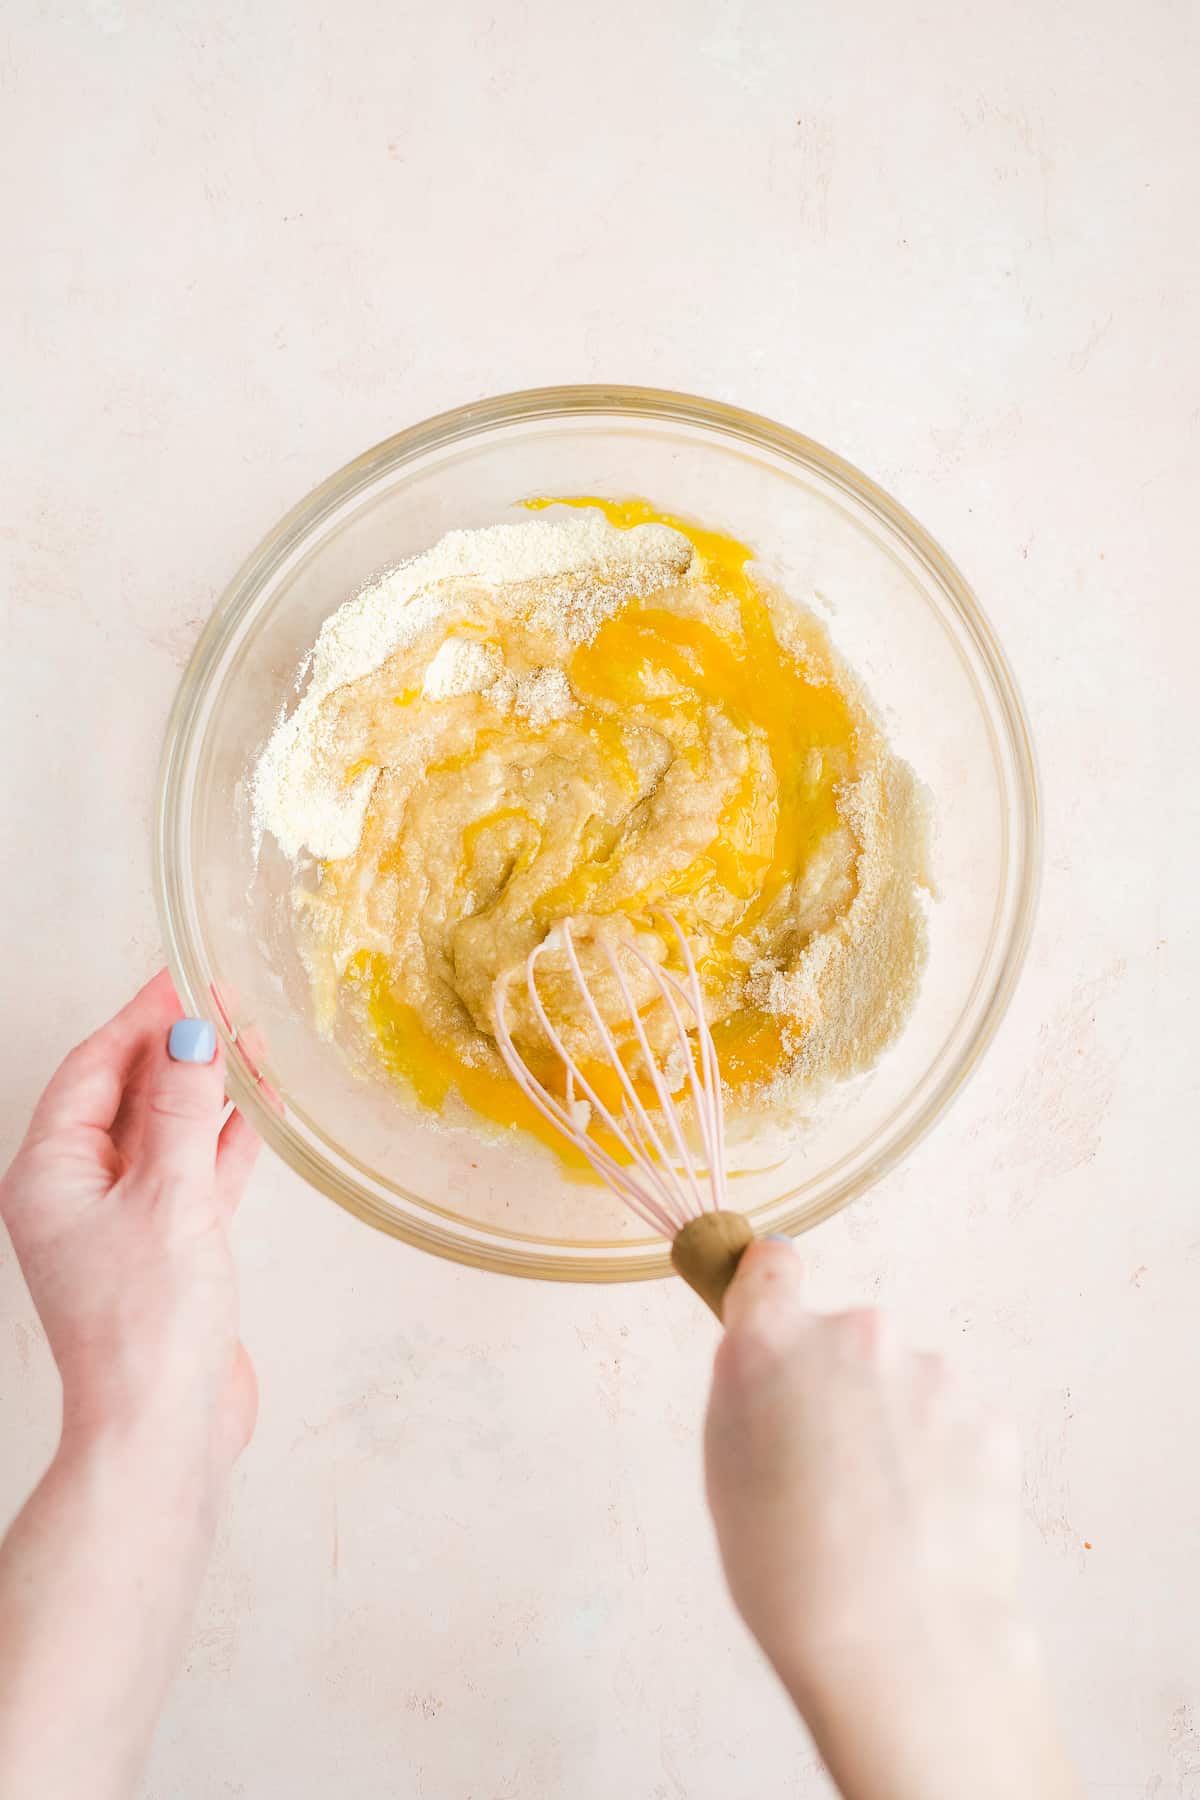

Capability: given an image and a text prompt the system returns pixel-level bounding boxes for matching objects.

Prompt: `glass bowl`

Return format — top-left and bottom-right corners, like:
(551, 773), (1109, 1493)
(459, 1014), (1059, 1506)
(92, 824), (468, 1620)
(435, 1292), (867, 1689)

(155, 385), (1039, 1283)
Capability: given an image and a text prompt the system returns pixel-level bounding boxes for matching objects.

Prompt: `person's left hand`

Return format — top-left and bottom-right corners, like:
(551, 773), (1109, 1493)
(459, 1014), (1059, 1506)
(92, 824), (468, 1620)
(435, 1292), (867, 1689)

(0, 970), (260, 1483)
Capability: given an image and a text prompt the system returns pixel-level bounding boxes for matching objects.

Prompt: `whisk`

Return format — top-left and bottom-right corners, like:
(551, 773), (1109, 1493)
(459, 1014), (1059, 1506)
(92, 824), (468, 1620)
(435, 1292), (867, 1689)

(492, 912), (754, 1318)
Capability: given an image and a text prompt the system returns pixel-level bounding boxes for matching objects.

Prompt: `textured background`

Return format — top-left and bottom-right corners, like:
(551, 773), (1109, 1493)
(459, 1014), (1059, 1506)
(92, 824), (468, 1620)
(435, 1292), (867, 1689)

(2, 0), (1197, 1794)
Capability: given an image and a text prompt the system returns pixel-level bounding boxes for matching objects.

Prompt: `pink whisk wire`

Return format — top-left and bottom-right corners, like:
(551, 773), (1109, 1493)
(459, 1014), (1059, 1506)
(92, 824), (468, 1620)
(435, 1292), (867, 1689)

(491, 913), (728, 1239)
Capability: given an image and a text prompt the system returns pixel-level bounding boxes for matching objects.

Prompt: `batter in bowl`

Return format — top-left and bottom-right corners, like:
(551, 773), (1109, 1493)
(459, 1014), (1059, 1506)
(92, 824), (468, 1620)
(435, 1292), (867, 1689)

(252, 498), (931, 1158)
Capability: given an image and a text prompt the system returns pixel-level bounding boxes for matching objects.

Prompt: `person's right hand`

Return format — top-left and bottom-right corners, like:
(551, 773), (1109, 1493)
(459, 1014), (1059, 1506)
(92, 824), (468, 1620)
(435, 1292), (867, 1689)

(705, 1241), (1078, 1800)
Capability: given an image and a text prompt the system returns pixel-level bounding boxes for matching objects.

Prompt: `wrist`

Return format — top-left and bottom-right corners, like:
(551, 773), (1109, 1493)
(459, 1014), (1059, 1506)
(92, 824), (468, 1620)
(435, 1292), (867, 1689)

(778, 1612), (1070, 1800)
(58, 1353), (245, 1491)
(788, 1601), (1044, 1700)
(56, 1409), (230, 1533)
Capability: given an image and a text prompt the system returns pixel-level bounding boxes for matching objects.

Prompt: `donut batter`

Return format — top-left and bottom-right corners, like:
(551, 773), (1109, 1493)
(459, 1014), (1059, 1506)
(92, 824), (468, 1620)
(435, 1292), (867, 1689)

(252, 498), (930, 1159)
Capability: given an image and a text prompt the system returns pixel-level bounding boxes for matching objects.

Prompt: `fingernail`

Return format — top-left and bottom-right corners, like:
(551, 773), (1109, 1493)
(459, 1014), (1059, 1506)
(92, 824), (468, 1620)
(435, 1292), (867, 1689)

(168, 1019), (216, 1064)
(765, 1233), (799, 1250)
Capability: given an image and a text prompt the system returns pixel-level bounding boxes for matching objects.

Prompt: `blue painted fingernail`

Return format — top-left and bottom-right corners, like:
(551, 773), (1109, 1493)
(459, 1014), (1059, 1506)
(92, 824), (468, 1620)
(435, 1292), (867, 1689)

(168, 1019), (216, 1064)
(765, 1233), (799, 1249)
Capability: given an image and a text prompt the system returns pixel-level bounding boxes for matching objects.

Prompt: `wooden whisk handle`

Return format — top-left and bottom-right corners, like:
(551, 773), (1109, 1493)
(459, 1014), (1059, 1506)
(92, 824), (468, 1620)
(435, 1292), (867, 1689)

(670, 1211), (754, 1320)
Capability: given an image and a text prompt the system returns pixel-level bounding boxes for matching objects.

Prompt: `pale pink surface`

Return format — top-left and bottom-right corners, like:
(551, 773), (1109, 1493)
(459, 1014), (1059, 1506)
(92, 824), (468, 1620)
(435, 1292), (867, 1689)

(1, 1), (1197, 1794)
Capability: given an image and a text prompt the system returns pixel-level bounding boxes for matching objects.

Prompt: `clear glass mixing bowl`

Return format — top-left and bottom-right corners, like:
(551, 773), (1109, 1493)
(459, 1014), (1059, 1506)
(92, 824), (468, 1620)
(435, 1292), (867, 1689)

(155, 386), (1039, 1282)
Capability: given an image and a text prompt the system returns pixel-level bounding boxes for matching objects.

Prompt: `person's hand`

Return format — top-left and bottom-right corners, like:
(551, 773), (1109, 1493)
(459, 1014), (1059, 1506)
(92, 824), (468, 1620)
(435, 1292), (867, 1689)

(705, 1241), (1078, 1800)
(0, 969), (260, 1484)
(0, 972), (262, 1800)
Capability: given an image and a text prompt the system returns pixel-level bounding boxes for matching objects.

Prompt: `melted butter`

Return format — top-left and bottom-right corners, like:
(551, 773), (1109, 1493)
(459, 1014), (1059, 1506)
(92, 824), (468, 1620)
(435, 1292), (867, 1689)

(344, 496), (861, 1158)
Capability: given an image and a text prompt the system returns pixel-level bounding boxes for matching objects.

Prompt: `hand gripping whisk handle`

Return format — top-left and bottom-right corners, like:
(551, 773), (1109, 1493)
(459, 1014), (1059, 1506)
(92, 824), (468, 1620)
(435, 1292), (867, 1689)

(670, 1211), (755, 1320)
(492, 916), (755, 1315)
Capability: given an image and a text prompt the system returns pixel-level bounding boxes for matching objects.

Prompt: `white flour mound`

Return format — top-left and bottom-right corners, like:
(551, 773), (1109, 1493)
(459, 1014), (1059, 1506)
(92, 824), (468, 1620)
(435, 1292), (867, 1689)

(421, 635), (502, 700)
(252, 516), (691, 862)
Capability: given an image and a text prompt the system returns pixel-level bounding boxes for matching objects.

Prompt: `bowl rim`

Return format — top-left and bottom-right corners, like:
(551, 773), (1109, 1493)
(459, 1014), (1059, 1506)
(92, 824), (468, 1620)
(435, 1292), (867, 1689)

(155, 382), (1041, 1281)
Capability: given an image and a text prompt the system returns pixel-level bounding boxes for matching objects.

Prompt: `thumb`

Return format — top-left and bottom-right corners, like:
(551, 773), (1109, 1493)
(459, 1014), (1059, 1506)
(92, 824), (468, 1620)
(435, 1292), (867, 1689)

(721, 1236), (807, 1337)
(712, 1237), (811, 1423)
(140, 1018), (225, 1191)
(706, 1240), (812, 1576)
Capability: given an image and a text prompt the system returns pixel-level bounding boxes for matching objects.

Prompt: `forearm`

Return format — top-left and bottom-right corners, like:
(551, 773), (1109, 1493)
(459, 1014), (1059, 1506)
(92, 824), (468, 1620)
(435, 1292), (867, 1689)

(0, 1428), (224, 1800)
(781, 1628), (1079, 1800)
